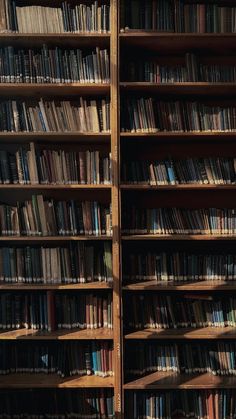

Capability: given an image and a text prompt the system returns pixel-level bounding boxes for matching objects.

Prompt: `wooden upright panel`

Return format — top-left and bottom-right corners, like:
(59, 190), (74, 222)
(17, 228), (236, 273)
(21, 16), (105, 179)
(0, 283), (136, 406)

(110, 0), (122, 417)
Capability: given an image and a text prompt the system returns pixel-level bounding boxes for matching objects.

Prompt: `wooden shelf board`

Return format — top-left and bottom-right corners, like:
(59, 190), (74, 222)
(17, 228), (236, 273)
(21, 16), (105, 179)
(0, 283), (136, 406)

(0, 33), (110, 48)
(0, 236), (112, 242)
(120, 132), (236, 142)
(122, 235), (236, 241)
(0, 282), (112, 291)
(0, 83), (110, 97)
(125, 327), (236, 340)
(123, 280), (236, 291)
(121, 184), (236, 190)
(120, 82), (236, 96)
(120, 33), (236, 54)
(0, 184), (112, 190)
(0, 374), (114, 389)
(124, 371), (236, 390)
(0, 328), (113, 340)
(0, 132), (110, 144)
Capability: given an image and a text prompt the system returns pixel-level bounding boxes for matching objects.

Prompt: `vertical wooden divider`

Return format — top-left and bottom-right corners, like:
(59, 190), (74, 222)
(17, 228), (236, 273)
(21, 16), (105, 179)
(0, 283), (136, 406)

(110, 1), (122, 417)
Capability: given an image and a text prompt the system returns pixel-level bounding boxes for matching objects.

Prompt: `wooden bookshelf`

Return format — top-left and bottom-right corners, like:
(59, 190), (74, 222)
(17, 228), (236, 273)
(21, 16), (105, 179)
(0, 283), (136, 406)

(120, 82), (236, 96)
(0, 328), (113, 340)
(0, 33), (110, 48)
(0, 236), (112, 242)
(2, 0), (236, 417)
(0, 0), (120, 417)
(122, 235), (236, 241)
(124, 372), (236, 390)
(0, 185), (112, 190)
(0, 83), (110, 97)
(0, 374), (114, 389)
(125, 328), (236, 340)
(119, 33), (236, 54)
(120, 3), (236, 416)
(0, 132), (111, 144)
(123, 280), (236, 291)
(0, 283), (113, 291)
(121, 184), (236, 190)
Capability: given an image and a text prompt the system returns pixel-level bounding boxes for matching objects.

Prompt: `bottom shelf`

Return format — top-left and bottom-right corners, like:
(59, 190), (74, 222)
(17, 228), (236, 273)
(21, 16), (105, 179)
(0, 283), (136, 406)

(0, 374), (114, 388)
(124, 372), (236, 389)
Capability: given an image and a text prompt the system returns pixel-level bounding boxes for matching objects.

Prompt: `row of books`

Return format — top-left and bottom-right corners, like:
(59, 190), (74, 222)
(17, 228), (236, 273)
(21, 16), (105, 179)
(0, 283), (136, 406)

(121, 0), (236, 33)
(0, 0), (110, 33)
(0, 46), (110, 84)
(123, 98), (231, 133)
(123, 207), (236, 235)
(0, 292), (113, 331)
(126, 342), (236, 376)
(126, 53), (236, 83)
(0, 243), (113, 284)
(123, 251), (236, 282)
(122, 157), (236, 185)
(127, 390), (235, 419)
(0, 98), (110, 133)
(0, 389), (114, 418)
(122, 98), (236, 133)
(125, 294), (236, 330)
(0, 145), (111, 185)
(0, 196), (112, 236)
(0, 341), (113, 377)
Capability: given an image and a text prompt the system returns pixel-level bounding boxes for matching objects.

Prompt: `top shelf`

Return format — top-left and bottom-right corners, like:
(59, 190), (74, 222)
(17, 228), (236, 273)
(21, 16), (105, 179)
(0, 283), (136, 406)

(0, 33), (110, 48)
(120, 33), (236, 54)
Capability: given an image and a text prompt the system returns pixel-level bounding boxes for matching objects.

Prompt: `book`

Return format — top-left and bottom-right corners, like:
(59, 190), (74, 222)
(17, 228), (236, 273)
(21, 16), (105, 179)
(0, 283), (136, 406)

(0, 98), (110, 132)
(120, 0), (236, 34)
(0, 144), (111, 185)
(0, 195), (112, 236)
(125, 294), (235, 330)
(122, 206), (236, 235)
(0, 243), (113, 284)
(0, 1), (110, 33)
(126, 389), (235, 419)
(0, 341), (113, 377)
(122, 156), (236, 186)
(0, 45), (110, 84)
(122, 98), (236, 133)
(123, 250), (236, 283)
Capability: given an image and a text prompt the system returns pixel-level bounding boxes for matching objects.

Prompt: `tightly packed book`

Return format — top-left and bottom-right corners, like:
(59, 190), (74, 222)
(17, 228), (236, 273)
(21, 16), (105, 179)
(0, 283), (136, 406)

(125, 53), (236, 83)
(126, 341), (236, 377)
(0, 98), (110, 132)
(123, 207), (236, 235)
(0, 195), (112, 236)
(121, 0), (236, 33)
(122, 98), (236, 133)
(125, 294), (236, 330)
(122, 156), (236, 185)
(0, 0), (110, 33)
(0, 292), (112, 331)
(0, 145), (111, 185)
(0, 389), (114, 418)
(0, 341), (113, 377)
(127, 389), (236, 419)
(123, 250), (236, 283)
(0, 243), (112, 284)
(0, 46), (110, 84)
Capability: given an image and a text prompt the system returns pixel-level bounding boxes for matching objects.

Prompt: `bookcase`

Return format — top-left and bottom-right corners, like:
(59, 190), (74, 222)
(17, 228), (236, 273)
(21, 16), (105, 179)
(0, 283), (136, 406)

(120, 0), (236, 418)
(0, 0), (121, 418)
(2, 0), (236, 417)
